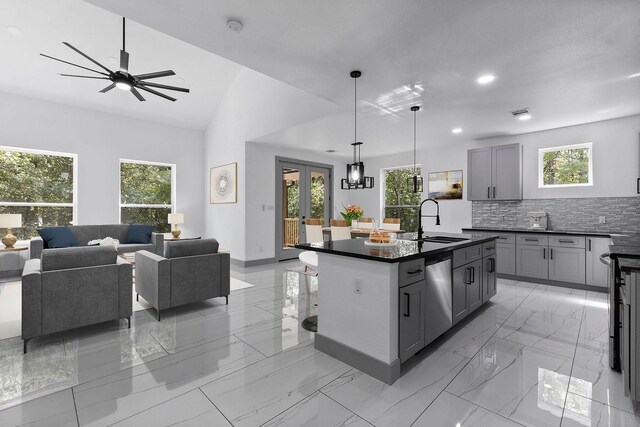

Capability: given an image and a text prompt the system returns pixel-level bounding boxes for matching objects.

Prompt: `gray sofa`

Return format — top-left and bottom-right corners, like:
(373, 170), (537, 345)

(135, 239), (230, 320)
(30, 224), (164, 259)
(22, 246), (132, 353)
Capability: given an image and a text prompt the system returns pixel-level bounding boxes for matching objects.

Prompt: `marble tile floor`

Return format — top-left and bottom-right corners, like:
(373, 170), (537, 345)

(0, 262), (639, 426)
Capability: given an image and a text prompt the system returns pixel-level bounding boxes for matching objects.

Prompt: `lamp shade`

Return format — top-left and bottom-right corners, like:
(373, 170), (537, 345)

(0, 214), (22, 228)
(168, 213), (184, 224)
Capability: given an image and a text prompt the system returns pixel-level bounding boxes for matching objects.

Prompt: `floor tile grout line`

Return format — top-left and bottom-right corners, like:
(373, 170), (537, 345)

(70, 387), (80, 427)
(452, 391), (529, 427)
(197, 387), (236, 427)
(409, 281), (540, 427)
(231, 333), (271, 359)
(318, 390), (377, 427)
(256, 392), (319, 427)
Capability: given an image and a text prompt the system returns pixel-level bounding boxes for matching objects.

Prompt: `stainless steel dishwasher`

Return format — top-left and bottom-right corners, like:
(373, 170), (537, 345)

(424, 256), (453, 346)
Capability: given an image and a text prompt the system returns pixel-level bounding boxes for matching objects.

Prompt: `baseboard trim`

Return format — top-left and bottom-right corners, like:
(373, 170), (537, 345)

(230, 257), (277, 268)
(498, 274), (607, 293)
(315, 333), (401, 385)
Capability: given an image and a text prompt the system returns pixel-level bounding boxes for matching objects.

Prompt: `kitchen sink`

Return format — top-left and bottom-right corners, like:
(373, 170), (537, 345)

(411, 236), (469, 243)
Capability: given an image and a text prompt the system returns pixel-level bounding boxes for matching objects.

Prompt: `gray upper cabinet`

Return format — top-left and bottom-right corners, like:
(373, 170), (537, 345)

(467, 143), (522, 201)
(586, 237), (612, 288)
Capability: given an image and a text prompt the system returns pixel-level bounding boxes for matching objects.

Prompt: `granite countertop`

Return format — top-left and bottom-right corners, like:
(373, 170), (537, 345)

(295, 232), (497, 263)
(619, 258), (640, 273)
(462, 227), (628, 237)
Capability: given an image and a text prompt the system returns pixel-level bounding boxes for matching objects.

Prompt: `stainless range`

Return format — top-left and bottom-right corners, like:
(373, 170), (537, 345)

(602, 252), (621, 370)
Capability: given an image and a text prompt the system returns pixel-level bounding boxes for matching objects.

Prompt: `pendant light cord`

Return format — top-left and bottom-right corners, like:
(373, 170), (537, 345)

(413, 109), (417, 174)
(354, 75), (357, 163)
(122, 17), (126, 52)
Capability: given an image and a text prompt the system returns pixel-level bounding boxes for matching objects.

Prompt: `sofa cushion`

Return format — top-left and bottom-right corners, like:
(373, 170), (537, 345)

(41, 246), (118, 271)
(69, 225), (101, 246)
(164, 239), (219, 259)
(37, 227), (79, 249)
(99, 224), (130, 244)
(123, 224), (154, 244)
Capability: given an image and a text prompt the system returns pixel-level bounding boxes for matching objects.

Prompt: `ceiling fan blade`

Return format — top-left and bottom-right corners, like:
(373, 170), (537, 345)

(60, 73), (109, 80)
(138, 81), (190, 93)
(100, 83), (116, 93)
(130, 87), (146, 102)
(134, 70), (175, 80)
(62, 42), (113, 74)
(40, 53), (110, 76)
(137, 85), (177, 102)
(120, 50), (129, 73)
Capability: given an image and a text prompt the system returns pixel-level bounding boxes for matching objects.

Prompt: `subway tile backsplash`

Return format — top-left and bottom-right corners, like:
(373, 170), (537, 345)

(472, 197), (640, 233)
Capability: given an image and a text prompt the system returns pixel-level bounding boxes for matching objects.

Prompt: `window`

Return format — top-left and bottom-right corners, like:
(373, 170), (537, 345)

(0, 146), (76, 240)
(539, 143), (592, 188)
(120, 160), (174, 232)
(382, 165), (422, 232)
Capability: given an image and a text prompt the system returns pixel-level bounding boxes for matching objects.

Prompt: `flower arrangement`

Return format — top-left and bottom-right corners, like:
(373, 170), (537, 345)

(340, 204), (364, 226)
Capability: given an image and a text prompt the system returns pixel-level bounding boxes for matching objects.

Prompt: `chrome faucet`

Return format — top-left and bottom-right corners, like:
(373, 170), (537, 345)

(418, 198), (440, 240)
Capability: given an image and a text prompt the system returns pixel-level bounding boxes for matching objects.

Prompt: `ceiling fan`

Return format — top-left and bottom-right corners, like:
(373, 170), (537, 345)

(40, 17), (189, 102)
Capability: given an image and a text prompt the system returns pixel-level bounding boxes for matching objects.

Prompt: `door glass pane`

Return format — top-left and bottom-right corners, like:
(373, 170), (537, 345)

(283, 168), (300, 249)
(310, 171), (326, 221)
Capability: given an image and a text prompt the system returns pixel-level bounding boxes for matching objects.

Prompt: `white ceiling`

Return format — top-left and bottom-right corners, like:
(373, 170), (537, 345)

(0, 0), (242, 130)
(5, 0), (640, 154)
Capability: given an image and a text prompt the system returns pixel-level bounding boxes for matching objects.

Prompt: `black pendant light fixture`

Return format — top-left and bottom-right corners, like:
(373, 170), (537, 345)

(407, 105), (423, 193)
(341, 70), (374, 190)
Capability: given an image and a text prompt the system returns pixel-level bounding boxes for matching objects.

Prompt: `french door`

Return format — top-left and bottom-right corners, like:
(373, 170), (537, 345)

(275, 158), (332, 261)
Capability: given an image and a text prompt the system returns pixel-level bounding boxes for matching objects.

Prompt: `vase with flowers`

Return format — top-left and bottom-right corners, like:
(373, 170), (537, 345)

(340, 204), (364, 227)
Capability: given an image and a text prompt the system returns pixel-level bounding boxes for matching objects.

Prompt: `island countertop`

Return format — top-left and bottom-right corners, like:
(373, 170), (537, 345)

(295, 232), (497, 263)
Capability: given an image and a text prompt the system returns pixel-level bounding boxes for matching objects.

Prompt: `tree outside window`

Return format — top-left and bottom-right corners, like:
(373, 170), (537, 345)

(383, 166), (422, 232)
(0, 147), (75, 239)
(539, 143), (592, 188)
(120, 161), (174, 232)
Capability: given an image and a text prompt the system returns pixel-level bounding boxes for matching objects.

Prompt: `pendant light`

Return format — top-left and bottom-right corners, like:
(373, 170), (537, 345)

(341, 70), (374, 190)
(407, 105), (423, 193)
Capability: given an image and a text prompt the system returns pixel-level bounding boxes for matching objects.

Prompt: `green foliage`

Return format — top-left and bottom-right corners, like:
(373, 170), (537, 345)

(120, 163), (172, 204)
(543, 147), (590, 186)
(384, 167), (422, 232)
(285, 179), (299, 218)
(310, 174), (325, 219)
(120, 207), (170, 233)
(0, 206), (72, 240)
(284, 174), (326, 220)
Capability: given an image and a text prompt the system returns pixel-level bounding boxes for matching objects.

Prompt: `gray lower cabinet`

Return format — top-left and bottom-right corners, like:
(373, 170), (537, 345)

(496, 243), (516, 275)
(483, 255), (497, 302)
(516, 245), (548, 280)
(586, 237), (612, 287)
(548, 246), (586, 284)
(398, 280), (425, 363)
(452, 264), (469, 325)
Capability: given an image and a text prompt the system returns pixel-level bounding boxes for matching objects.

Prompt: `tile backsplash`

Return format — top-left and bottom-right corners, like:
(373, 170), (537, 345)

(472, 197), (640, 233)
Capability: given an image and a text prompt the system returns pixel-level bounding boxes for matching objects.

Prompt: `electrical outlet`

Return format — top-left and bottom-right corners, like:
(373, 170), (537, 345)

(354, 279), (363, 294)
(599, 216), (606, 224)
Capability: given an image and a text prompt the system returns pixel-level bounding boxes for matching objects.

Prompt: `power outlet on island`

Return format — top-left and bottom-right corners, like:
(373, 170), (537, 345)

(354, 279), (363, 294)
(599, 216), (606, 224)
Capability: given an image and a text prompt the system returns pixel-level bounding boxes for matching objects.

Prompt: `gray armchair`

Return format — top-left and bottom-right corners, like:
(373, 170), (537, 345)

(22, 246), (132, 353)
(135, 239), (230, 320)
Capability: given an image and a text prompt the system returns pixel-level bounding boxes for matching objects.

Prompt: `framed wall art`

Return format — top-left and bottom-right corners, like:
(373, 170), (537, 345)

(210, 162), (237, 204)
(427, 170), (463, 200)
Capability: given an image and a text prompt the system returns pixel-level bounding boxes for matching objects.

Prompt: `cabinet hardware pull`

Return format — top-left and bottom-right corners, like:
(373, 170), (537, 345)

(493, 186), (496, 198)
(543, 248), (546, 259)
(487, 187), (490, 199)
(558, 239), (574, 243)
(464, 268), (470, 284)
(471, 266), (475, 283)
(637, 178), (640, 194)
(407, 268), (422, 275)
(490, 258), (496, 273)
(525, 238), (538, 242)
(550, 248), (554, 260)
(498, 237), (507, 240)
(404, 293), (410, 317)
(588, 239), (591, 251)
(486, 246), (495, 251)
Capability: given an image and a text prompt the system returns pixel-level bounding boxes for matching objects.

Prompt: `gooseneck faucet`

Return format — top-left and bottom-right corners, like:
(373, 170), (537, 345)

(418, 198), (440, 240)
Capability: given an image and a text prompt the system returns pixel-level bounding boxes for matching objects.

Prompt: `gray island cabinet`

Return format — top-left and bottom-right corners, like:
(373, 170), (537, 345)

(296, 233), (498, 385)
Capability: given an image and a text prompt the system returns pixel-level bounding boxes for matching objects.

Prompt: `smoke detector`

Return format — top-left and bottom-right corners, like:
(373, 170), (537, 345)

(226, 19), (243, 32)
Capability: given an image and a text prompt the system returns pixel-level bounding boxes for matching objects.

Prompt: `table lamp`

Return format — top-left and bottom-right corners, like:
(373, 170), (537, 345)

(168, 213), (184, 238)
(0, 214), (22, 248)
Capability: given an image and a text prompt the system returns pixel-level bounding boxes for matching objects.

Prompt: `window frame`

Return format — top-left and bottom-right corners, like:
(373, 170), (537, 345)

(380, 163), (422, 222)
(118, 158), (176, 224)
(538, 142), (593, 188)
(0, 145), (78, 226)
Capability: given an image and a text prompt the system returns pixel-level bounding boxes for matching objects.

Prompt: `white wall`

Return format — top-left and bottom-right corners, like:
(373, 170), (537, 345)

(345, 114), (640, 234)
(0, 91), (205, 237)
(244, 142), (349, 261)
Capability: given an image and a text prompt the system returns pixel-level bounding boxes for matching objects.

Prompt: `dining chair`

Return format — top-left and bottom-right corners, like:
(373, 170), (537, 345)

(382, 218), (401, 231)
(304, 218), (324, 243)
(358, 217), (375, 230)
(330, 219), (351, 241)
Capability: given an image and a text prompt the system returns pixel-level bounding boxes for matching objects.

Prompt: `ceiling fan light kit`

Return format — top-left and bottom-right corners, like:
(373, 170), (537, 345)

(341, 70), (374, 190)
(407, 105), (423, 193)
(40, 17), (189, 102)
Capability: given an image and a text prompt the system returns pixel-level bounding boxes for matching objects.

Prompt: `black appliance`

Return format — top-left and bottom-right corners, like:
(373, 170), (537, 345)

(602, 252), (621, 370)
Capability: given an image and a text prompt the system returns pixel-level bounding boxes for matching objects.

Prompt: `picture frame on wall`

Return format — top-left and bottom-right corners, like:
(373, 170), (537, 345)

(427, 170), (463, 200)
(210, 162), (237, 204)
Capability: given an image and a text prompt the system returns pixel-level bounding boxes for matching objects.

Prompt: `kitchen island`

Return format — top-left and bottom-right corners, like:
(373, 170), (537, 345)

(295, 232), (498, 384)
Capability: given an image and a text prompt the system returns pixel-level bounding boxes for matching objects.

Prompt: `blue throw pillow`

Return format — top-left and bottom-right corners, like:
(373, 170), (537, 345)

(124, 224), (154, 244)
(37, 227), (79, 249)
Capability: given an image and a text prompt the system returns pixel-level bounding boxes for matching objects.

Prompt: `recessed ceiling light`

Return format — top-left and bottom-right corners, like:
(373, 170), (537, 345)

(628, 72), (640, 79)
(452, 128), (463, 134)
(476, 74), (495, 85)
(107, 56), (118, 64)
(518, 114), (532, 121)
(325, 149), (336, 153)
(176, 77), (185, 84)
(6, 26), (23, 37)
